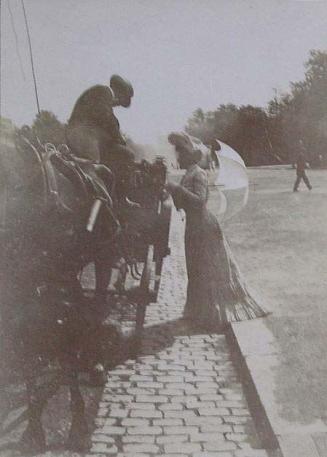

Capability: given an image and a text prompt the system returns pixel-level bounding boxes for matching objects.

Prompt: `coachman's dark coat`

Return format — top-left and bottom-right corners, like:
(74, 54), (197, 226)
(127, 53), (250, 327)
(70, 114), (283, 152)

(67, 85), (126, 164)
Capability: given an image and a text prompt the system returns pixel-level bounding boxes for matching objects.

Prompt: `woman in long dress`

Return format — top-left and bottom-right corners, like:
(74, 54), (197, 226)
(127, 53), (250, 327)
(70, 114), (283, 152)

(165, 143), (268, 329)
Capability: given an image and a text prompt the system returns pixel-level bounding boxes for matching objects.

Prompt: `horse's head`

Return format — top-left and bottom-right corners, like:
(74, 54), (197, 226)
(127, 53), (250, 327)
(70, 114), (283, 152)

(126, 157), (167, 207)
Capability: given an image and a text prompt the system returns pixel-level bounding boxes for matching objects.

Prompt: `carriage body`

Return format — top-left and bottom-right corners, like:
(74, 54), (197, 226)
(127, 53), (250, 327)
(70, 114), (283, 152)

(99, 159), (172, 337)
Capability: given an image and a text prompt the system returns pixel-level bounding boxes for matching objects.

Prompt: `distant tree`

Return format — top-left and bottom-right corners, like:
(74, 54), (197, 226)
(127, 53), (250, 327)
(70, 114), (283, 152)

(186, 104), (273, 165)
(185, 108), (214, 143)
(270, 50), (327, 166)
(125, 136), (157, 162)
(0, 117), (16, 145)
(30, 110), (66, 146)
(185, 49), (327, 167)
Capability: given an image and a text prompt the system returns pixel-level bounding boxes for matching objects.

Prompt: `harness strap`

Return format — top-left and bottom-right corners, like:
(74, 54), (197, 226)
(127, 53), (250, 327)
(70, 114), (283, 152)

(48, 149), (119, 233)
(21, 136), (48, 207)
(49, 152), (89, 200)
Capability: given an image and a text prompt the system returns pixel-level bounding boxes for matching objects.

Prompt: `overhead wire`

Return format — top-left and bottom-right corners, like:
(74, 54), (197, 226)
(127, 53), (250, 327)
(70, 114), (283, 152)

(0, 0), (3, 119)
(7, 0), (26, 80)
(20, 0), (40, 115)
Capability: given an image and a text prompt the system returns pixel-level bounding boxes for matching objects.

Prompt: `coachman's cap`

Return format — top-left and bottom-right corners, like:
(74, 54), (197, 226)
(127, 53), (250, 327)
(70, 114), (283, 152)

(110, 75), (134, 98)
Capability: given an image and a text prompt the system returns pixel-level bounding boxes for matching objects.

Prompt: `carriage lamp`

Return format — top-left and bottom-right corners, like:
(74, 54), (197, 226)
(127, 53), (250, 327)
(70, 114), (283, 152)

(86, 198), (103, 232)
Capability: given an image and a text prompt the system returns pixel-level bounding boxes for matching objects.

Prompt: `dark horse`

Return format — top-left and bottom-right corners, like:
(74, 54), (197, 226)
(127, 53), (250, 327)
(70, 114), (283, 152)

(0, 132), (167, 454)
(0, 134), (130, 454)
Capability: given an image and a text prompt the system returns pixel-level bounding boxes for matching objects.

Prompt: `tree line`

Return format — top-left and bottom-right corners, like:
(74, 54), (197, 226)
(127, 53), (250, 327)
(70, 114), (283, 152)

(185, 50), (327, 167)
(2, 49), (326, 167)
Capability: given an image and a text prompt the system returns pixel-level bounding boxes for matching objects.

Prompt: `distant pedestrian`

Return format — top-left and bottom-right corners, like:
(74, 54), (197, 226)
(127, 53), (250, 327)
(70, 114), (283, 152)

(293, 141), (312, 192)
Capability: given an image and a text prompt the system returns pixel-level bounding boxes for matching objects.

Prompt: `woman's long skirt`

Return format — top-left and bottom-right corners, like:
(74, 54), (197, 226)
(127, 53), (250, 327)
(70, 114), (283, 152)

(183, 210), (268, 327)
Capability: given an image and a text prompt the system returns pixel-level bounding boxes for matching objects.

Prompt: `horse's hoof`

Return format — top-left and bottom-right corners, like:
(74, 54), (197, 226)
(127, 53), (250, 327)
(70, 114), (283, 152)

(66, 421), (90, 451)
(88, 364), (107, 386)
(19, 423), (46, 455)
(66, 436), (90, 452)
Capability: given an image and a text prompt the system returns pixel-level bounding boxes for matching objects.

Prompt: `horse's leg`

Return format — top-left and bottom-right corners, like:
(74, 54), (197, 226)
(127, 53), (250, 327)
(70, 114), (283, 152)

(120, 261), (128, 290)
(114, 259), (128, 293)
(87, 318), (123, 386)
(94, 258), (112, 308)
(66, 369), (89, 451)
(82, 308), (108, 386)
(20, 376), (46, 454)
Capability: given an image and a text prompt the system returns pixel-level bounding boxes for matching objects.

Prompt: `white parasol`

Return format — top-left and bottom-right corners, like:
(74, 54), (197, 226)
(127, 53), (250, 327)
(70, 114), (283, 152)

(208, 139), (249, 222)
(167, 133), (249, 222)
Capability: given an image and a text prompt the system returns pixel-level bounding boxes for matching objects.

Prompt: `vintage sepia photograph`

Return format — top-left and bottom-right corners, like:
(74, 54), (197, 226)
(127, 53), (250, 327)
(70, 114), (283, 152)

(1, 1), (327, 456)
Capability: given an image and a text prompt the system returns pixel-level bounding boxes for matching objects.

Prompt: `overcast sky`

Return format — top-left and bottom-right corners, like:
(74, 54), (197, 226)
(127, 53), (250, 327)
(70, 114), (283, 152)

(1, 0), (327, 144)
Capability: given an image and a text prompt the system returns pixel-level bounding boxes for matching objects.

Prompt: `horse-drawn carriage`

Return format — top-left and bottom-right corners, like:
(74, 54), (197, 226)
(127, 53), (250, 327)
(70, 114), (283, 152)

(0, 132), (171, 453)
(0, 127), (249, 454)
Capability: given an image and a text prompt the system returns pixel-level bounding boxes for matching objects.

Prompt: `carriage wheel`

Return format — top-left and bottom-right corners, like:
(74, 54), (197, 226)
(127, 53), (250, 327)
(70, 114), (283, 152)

(135, 244), (154, 337)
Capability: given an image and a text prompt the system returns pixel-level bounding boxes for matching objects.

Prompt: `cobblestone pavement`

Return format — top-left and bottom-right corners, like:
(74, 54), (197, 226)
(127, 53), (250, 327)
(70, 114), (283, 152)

(87, 208), (268, 457)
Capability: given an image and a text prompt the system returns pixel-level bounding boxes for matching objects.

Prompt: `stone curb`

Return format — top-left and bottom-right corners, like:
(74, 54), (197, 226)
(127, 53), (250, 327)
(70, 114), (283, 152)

(226, 320), (322, 457)
(225, 324), (280, 457)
